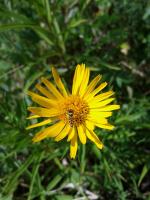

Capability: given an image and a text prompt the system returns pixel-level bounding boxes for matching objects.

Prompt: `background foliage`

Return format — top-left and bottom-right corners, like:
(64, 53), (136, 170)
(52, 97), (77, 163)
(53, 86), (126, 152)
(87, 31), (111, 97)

(0, 0), (150, 199)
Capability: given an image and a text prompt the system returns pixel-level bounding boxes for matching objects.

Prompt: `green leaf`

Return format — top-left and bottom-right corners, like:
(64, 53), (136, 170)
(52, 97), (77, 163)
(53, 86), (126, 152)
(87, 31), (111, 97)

(3, 155), (34, 194)
(100, 61), (121, 71)
(0, 194), (13, 200)
(79, 144), (86, 173)
(68, 19), (87, 28)
(0, 24), (54, 46)
(0, 24), (42, 32)
(44, 0), (52, 25)
(46, 174), (64, 191)
(36, 30), (54, 46)
(0, 11), (30, 22)
(55, 195), (73, 200)
(53, 18), (66, 54)
(27, 152), (45, 200)
(0, 60), (12, 73)
(138, 165), (149, 186)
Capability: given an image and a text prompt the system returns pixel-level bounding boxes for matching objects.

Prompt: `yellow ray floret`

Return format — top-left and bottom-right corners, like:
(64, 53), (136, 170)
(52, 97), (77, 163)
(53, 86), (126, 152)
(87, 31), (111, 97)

(32, 121), (65, 142)
(67, 126), (75, 142)
(35, 83), (55, 99)
(26, 119), (52, 130)
(55, 125), (70, 141)
(27, 91), (56, 108)
(72, 64), (85, 95)
(89, 98), (115, 109)
(41, 77), (64, 99)
(26, 115), (40, 119)
(79, 67), (90, 96)
(28, 107), (60, 117)
(26, 64), (120, 158)
(85, 82), (107, 101)
(83, 75), (102, 98)
(70, 130), (78, 159)
(52, 67), (68, 97)
(93, 90), (115, 102)
(77, 125), (86, 144)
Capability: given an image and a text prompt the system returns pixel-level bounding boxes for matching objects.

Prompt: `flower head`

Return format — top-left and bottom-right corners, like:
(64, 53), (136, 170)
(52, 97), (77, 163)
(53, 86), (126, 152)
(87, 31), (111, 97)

(27, 64), (120, 158)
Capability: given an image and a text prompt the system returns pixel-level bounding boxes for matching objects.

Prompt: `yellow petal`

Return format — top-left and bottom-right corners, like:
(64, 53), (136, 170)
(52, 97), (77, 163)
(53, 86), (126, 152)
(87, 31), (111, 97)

(32, 121), (65, 142)
(28, 91), (56, 108)
(86, 128), (103, 149)
(87, 117), (108, 125)
(67, 126), (75, 142)
(28, 107), (60, 117)
(52, 67), (68, 97)
(41, 77), (64, 99)
(72, 64), (85, 95)
(70, 130), (78, 159)
(94, 82), (107, 93)
(77, 125), (86, 144)
(79, 67), (90, 96)
(83, 75), (102, 98)
(26, 115), (40, 119)
(35, 83), (55, 99)
(85, 82), (107, 101)
(95, 105), (120, 111)
(95, 123), (115, 130)
(86, 121), (95, 130)
(26, 119), (52, 130)
(31, 97), (52, 108)
(55, 124), (70, 141)
(93, 91), (114, 102)
(88, 111), (112, 118)
(89, 98), (115, 109)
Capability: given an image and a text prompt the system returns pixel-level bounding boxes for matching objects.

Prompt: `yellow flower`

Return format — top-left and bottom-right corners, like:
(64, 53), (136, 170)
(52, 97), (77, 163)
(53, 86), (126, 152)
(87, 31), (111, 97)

(27, 64), (120, 158)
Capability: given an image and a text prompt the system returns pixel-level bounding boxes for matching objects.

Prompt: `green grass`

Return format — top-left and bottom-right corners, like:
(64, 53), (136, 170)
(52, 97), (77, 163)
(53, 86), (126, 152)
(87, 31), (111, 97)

(0, 0), (150, 199)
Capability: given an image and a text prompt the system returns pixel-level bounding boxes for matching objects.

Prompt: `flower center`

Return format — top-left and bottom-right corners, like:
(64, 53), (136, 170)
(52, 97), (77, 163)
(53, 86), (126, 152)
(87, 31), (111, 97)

(58, 96), (89, 127)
